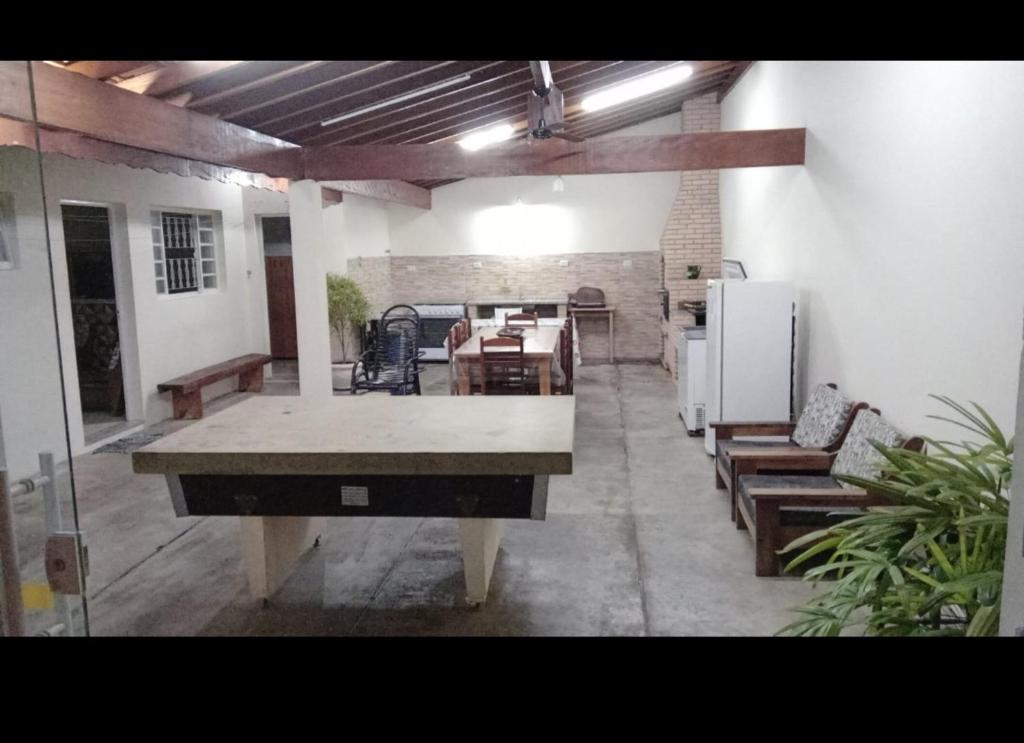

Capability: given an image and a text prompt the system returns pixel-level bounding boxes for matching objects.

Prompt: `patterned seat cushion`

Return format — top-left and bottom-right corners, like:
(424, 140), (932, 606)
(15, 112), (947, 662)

(792, 384), (855, 448)
(716, 439), (798, 475)
(737, 474), (864, 528)
(831, 409), (906, 487)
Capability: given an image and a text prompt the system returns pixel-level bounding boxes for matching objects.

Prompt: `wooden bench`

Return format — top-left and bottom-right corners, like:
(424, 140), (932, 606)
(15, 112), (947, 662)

(157, 354), (272, 419)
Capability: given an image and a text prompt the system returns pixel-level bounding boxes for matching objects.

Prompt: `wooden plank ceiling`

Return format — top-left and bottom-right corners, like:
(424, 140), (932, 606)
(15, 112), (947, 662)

(50, 60), (752, 189)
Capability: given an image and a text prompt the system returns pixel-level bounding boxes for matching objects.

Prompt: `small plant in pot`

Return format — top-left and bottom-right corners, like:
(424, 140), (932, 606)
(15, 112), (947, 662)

(778, 395), (1012, 637)
(326, 273), (370, 363)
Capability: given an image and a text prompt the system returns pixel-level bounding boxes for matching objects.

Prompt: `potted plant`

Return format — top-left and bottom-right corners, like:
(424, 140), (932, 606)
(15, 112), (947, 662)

(778, 396), (1012, 636)
(326, 273), (370, 363)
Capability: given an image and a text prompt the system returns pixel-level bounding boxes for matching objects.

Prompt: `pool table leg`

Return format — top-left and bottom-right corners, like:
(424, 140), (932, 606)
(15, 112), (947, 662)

(458, 518), (503, 605)
(240, 516), (325, 601)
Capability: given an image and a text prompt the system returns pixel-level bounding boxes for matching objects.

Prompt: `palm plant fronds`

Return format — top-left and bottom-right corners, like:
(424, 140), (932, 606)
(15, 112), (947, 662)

(777, 396), (1012, 637)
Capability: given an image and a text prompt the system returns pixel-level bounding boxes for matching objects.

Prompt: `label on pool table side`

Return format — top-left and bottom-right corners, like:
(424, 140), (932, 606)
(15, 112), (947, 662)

(341, 486), (370, 507)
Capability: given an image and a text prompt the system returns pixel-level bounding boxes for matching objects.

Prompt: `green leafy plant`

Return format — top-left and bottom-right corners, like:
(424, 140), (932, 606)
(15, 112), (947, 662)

(326, 274), (370, 362)
(778, 395), (1012, 637)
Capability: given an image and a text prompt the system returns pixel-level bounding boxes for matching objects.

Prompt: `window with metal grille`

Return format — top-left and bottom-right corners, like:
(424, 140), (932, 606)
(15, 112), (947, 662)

(0, 192), (16, 270)
(151, 210), (218, 294)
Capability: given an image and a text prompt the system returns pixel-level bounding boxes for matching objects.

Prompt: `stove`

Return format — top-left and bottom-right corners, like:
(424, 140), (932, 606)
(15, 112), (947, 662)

(412, 304), (466, 361)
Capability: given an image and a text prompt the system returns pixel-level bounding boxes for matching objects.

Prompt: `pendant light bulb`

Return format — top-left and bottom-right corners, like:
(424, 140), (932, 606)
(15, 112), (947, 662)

(553, 176), (565, 193)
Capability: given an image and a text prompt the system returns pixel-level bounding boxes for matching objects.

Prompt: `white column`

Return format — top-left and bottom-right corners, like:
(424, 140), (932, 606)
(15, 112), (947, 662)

(999, 311), (1024, 636)
(288, 180), (333, 397)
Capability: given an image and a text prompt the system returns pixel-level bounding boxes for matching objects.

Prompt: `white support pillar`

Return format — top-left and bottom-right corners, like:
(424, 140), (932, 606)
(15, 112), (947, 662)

(999, 310), (1024, 636)
(288, 180), (333, 397)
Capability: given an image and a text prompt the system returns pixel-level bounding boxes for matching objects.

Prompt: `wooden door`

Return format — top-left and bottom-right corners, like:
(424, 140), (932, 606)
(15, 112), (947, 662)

(265, 256), (298, 359)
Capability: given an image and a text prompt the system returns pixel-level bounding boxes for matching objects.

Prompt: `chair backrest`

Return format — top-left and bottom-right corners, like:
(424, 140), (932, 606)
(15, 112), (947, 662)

(381, 304), (420, 324)
(559, 325), (572, 394)
(830, 409), (907, 487)
(572, 286), (606, 306)
(379, 317), (419, 368)
(458, 318), (470, 345)
(792, 383), (855, 448)
(478, 335), (525, 394)
(505, 312), (538, 328)
(447, 326), (457, 362)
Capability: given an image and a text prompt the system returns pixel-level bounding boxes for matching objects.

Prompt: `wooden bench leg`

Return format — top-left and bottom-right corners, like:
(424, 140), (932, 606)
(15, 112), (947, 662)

(754, 499), (781, 577)
(173, 389), (203, 419)
(239, 365), (265, 393)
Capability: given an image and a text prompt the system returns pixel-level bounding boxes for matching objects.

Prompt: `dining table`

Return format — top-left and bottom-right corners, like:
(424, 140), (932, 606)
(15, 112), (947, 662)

(452, 325), (564, 396)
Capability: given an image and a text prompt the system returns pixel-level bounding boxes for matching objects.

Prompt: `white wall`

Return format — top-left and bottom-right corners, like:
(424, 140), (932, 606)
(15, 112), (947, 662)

(720, 61), (1024, 439)
(330, 194), (390, 269)
(0, 148), (73, 478)
(38, 154), (270, 427)
(384, 113), (682, 259)
(0, 149), (280, 469)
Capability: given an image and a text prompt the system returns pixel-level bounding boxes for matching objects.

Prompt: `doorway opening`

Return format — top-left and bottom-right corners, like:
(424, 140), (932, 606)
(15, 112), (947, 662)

(261, 216), (298, 361)
(60, 204), (127, 444)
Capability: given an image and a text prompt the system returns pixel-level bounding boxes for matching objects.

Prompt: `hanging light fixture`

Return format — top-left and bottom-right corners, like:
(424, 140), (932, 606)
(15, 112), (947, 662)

(552, 176), (565, 193)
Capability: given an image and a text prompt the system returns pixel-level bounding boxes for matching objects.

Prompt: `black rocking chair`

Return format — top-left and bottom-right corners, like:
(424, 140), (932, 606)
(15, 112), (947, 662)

(350, 305), (424, 395)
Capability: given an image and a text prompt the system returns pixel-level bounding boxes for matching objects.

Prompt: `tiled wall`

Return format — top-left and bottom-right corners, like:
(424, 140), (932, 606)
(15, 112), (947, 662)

(660, 93), (722, 376)
(347, 251), (662, 361)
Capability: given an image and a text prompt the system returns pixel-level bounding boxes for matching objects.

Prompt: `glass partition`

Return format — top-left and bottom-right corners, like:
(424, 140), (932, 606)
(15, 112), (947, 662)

(0, 61), (89, 636)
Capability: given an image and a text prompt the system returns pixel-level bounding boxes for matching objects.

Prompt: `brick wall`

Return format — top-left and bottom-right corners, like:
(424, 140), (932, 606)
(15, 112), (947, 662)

(660, 92), (722, 377)
(347, 252), (662, 361)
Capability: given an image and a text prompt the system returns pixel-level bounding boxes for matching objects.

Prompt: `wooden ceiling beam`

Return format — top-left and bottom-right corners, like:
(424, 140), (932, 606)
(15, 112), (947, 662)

(0, 117), (290, 192)
(64, 60), (151, 80)
(717, 61), (754, 102)
(0, 60), (303, 177)
(320, 179), (431, 209)
(114, 60), (246, 97)
(300, 129), (807, 181)
(321, 187), (345, 207)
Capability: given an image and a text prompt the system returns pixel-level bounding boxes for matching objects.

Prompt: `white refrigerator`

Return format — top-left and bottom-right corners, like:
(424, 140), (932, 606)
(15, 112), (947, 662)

(704, 280), (794, 455)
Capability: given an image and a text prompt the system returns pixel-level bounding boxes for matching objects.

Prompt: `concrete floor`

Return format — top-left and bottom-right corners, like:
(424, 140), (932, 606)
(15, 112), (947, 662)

(71, 361), (816, 636)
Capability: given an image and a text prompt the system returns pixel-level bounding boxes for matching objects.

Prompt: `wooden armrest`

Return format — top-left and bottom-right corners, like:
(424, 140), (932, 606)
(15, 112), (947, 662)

(729, 448), (833, 474)
(728, 447), (826, 459)
(710, 421), (796, 438)
(747, 486), (887, 508)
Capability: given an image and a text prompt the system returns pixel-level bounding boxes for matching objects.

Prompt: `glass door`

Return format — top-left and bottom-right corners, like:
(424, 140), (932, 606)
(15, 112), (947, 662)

(0, 61), (89, 636)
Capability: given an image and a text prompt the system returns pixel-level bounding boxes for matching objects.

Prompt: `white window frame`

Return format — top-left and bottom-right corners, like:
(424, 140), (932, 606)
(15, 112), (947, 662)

(151, 208), (220, 296)
(0, 192), (17, 270)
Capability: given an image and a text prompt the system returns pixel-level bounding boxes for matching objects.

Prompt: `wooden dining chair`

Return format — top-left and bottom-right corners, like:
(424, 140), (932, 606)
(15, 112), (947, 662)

(477, 335), (527, 395)
(447, 326), (459, 395)
(558, 323), (574, 394)
(555, 325), (571, 394)
(504, 312), (539, 328)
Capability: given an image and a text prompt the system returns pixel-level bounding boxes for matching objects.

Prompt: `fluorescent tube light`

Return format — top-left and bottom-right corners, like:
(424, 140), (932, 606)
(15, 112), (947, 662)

(458, 123), (515, 152)
(320, 73), (471, 127)
(580, 64), (694, 113)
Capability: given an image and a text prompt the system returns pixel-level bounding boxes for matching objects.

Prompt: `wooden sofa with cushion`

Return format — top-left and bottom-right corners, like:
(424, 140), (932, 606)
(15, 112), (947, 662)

(711, 383), (867, 519)
(732, 408), (924, 576)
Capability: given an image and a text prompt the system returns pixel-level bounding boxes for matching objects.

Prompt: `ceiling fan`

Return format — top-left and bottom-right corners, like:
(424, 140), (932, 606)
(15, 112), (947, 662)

(524, 61), (584, 143)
